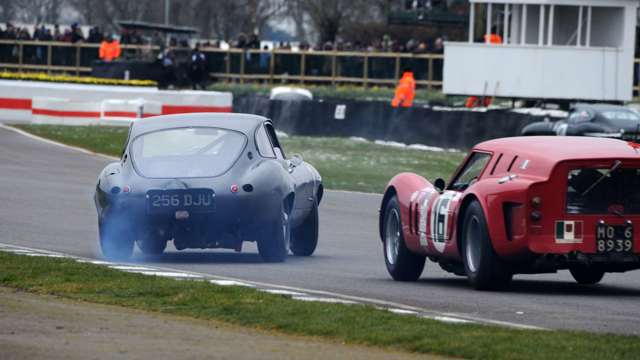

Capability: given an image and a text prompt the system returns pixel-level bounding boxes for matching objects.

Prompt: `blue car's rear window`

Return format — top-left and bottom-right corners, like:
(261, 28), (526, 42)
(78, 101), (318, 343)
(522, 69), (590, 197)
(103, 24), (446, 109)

(130, 127), (247, 178)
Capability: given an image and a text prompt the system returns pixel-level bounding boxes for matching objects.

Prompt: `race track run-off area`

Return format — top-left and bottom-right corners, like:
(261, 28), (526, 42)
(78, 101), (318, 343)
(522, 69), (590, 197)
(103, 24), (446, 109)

(2, 125), (640, 335)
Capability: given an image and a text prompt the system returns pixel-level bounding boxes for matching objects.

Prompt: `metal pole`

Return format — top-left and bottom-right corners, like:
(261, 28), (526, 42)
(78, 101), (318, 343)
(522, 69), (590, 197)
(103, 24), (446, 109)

(164, 0), (170, 25)
(469, 3), (475, 43)
(363, 54), (369, 87)
(75, 44), (81, 76)
(269, 48), (275, 84)
(225, 49), (231, 83)
(240, 51), (245, 84)
(504, 4), (510, 44)
(46, 43), (52, 74)
(538, 5), (545, 46)
(547, 5), (554, 46)
(577, 6), (583, 46)
(586, 6), (592, 47)
(521, 5), (527, 45)
(300, 52), (306, 84)
(18, 42), (23, 72)
(427, 56), (434, 90)
(331, 51), (337, 85)
(486, 3), (492, 43)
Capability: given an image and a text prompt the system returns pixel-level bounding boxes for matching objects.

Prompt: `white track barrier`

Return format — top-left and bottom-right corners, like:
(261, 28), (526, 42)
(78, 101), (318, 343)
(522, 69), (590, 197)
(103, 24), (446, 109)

(0, 80), (232, 125)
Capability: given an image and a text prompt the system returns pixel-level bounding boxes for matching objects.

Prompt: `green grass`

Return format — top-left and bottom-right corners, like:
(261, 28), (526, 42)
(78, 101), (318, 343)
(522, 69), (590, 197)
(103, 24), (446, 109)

(13, 124), (466, 193)
(1, 251), (639, 360)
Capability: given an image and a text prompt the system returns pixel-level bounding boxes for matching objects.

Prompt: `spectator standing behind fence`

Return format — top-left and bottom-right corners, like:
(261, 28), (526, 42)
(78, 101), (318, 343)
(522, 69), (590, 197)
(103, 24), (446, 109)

(190, 45), (207, 90)
(259, 45), (270, 73)
(99, 35), (121, 62)
(391, 69), (416, 108)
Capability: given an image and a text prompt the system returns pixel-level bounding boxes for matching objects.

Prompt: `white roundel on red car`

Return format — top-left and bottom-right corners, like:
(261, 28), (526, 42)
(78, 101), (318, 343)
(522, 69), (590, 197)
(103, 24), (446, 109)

(429, 191), (461, 253)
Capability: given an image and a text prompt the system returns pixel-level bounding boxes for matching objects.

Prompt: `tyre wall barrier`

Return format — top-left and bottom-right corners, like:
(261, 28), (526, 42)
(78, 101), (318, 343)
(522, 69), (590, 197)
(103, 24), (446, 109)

(0, 80), (232, 125)
(234, 95), (553, 149)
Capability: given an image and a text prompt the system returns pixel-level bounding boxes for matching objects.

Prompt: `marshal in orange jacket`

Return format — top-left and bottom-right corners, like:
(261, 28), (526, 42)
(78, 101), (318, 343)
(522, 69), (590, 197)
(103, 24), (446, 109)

(99, 40), (122, 62)
(391, 71), (416, 108)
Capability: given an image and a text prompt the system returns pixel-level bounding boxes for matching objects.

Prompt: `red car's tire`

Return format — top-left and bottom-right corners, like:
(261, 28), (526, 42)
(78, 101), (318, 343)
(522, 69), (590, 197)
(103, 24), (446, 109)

(461, 201), (512, 290)
(382, 196), (425, 281)
(570, 266), (605, 285)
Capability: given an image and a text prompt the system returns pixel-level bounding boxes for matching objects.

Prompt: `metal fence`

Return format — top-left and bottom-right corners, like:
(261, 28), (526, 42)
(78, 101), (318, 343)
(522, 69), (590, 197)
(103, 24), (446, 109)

(4, 39), (640, 93)
(0, 39), (444, 88)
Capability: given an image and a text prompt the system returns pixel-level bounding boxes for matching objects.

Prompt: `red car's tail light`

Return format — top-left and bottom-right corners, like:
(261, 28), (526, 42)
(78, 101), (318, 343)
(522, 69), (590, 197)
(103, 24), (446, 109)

(531, 196), (542, 208)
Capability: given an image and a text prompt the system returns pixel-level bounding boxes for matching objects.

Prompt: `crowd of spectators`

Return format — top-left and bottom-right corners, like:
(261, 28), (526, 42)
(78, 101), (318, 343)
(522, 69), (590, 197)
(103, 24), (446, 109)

(0, 22), (146, 45)
(197, 32), (446, 56)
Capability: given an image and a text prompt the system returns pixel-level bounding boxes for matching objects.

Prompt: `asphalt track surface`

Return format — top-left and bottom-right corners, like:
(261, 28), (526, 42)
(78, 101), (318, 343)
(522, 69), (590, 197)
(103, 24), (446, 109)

(2, 126), (640, 335)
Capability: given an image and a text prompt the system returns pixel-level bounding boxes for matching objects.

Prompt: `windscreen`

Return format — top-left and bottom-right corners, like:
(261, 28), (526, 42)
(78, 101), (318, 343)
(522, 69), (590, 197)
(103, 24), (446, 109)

(566, 167), (640, 215)
(131, 127), (246, 178)
(601, 110), (640, 122)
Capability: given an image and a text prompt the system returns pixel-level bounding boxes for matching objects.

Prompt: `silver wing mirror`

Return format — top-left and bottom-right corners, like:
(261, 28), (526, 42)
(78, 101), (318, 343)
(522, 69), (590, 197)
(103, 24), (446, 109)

(434, 178), (446, 193)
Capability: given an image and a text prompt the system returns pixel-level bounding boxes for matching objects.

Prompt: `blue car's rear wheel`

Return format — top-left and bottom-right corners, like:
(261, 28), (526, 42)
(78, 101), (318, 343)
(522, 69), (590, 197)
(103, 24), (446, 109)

(136, 229), (167, 256)
(257, 205), (290, 262)
(99, 218), (134, 260)
(290, 201), (318, 256)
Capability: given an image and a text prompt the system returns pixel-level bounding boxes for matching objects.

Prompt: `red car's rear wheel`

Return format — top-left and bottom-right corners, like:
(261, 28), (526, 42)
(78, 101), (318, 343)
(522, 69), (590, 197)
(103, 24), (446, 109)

(461, 201), (512, 290)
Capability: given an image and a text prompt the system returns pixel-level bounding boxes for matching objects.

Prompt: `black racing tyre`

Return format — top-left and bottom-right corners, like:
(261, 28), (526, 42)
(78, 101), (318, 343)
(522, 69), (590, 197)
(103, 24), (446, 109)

(290, 202), (319, 256)
(136, 235), (167, 256)
(461, 201), (512, 290)
(257, 205), (290, 263)
(570, 266), (605, 285)
(382, 196), (426, 281)
(99, 218), (134, 261)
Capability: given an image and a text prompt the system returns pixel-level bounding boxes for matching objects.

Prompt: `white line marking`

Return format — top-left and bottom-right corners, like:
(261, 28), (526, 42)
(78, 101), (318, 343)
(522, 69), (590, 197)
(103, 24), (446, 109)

(134, 271), (202, 278)
(259, 289), (306, 296)
(209, 279), (255, 287)
(291, 296), (357, 304)
(433, 316), (474, 324)
(109, 265), (155, 271)
(24, 253), (67, 258)
(388, 308), (419, 315)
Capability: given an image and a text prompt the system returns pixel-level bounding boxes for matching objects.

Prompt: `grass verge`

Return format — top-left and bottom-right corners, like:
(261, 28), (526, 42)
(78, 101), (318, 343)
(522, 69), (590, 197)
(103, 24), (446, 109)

(13, 124), (466, 193)
(1, 251), (639, 360)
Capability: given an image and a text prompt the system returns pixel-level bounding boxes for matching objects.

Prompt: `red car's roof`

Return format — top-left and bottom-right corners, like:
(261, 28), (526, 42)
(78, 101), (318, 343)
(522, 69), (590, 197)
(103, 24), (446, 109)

(475, 136), (640, 163)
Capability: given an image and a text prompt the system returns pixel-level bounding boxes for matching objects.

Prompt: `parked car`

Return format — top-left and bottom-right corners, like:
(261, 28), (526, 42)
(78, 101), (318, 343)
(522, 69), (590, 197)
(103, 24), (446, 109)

(94, 113), (322, 262)
(521, 104), (640, 139)
(380, 136), (640, 290)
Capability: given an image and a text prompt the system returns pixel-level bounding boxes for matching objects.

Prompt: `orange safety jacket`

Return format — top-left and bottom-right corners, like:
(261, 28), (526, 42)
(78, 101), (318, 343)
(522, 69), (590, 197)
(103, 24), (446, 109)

(484, 33), (503, 44)
(391, 72), (416, 108)
(99, 40), (122, 62)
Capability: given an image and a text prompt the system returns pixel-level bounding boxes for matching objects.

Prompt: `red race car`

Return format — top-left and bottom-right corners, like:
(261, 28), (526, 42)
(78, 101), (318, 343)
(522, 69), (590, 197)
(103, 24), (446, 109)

(379, 136), (640, 290)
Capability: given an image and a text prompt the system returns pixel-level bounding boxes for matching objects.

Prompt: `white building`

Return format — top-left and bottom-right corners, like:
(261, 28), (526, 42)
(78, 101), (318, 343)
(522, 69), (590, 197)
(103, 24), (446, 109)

(443, 0), (640, 102)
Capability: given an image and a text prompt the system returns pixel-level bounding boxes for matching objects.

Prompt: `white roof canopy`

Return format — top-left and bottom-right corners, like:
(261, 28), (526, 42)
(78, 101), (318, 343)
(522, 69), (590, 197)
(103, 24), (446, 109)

(470, 0), (638, 6)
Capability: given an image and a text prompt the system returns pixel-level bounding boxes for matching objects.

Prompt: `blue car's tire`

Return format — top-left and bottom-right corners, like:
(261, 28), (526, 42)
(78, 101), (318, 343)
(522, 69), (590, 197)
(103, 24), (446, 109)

(99, 218), (134, 260)
(258, 206), (290, 262)
(290, 202), (318, 256)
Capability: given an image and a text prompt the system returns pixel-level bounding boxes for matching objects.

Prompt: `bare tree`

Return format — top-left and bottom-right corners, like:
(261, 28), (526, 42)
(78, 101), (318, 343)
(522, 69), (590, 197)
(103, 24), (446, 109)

(290, 0), (377, 44)
(13, 0), (63, 23)
(0, 0), (18, 22)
